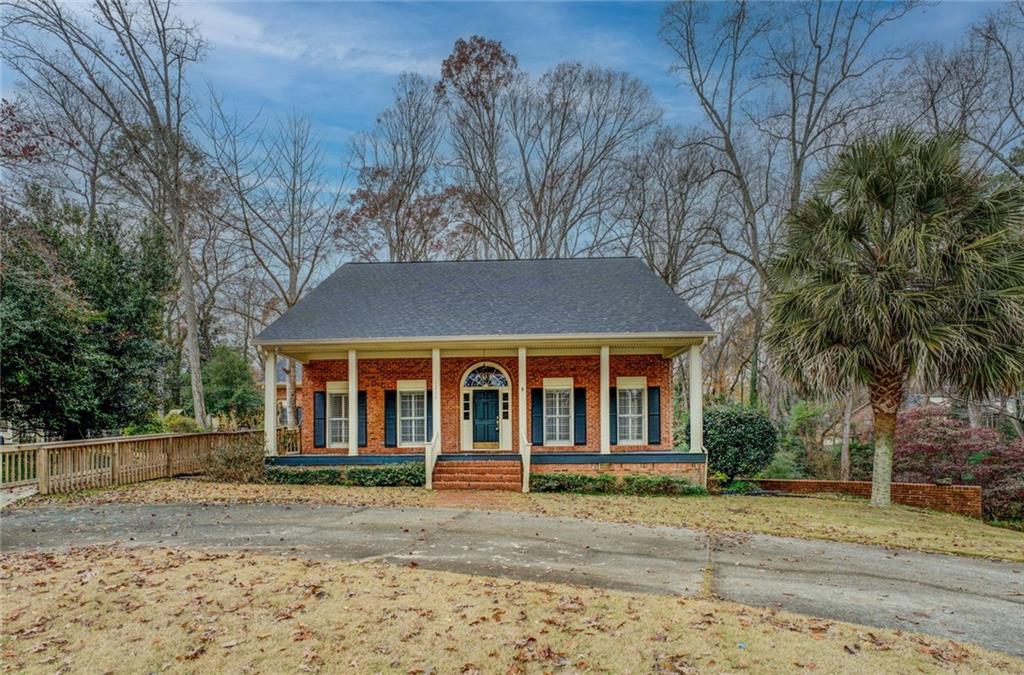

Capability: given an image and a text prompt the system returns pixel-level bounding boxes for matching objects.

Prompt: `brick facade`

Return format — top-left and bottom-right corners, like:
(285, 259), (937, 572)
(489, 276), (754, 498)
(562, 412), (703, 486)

(300, 353), (673, 456)
(751, 479), (983, 519)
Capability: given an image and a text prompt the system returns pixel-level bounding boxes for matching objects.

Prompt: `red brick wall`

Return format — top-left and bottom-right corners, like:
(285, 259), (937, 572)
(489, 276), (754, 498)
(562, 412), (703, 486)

(526, 354), (671, 452)
(301, 353), (673, 455)
(300, 358), (432, 455)
(534, 461), (704, 484)
(752, 479), (983, 519)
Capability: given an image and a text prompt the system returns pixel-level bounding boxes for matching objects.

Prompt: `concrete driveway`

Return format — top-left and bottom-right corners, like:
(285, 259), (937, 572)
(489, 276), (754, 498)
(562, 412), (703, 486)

(2, 503), (1022, 656)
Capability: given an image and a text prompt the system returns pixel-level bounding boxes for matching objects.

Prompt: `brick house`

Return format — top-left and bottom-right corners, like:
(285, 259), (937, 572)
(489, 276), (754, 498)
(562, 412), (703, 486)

(256, 258), (713, 490)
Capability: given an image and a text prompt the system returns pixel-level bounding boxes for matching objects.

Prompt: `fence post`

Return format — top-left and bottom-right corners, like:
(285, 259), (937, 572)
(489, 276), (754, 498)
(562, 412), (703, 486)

(36, 448), (49, 495)
(111, 441), (120, 486)
(165, 437), (173, 478)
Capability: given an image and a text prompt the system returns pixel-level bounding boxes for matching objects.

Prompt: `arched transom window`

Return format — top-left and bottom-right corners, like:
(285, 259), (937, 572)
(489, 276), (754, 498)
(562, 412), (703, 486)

(463, 364), (509, 388)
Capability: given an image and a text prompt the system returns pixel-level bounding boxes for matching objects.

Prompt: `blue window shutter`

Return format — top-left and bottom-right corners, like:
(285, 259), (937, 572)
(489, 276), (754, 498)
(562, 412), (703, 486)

(313, 392), (326, 448)
(426, 390), (433, 440)
(531, 388), (544, 445)
(609, 387), (617, 445)
(647, 386), (661, 445)
(573, 387), (586, 445)
(384, 390), (397, 447)
(358, 391), (367, 447)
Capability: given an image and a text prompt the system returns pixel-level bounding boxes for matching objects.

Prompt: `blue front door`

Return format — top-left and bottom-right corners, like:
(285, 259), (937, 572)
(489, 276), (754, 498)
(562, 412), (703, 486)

(472, 390), (499, 444)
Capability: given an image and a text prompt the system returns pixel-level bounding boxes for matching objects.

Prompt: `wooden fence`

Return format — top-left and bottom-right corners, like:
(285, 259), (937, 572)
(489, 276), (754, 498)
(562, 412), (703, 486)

(1, 429), (300, 495)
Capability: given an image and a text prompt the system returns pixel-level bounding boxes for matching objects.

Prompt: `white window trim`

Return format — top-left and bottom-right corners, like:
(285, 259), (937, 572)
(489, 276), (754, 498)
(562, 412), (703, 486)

(543, 378), (574, 447)
(326, 381), (349, 448)
(616, 376), (647, 446)
(398, 387), (428, 447)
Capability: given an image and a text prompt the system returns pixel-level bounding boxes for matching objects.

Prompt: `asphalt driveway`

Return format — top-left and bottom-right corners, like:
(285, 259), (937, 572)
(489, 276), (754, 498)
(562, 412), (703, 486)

(2, 503), (1022, 656)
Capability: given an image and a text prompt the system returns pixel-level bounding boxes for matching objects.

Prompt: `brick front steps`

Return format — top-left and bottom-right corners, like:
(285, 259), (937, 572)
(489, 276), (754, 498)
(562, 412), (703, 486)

(432, 459), (522, 491)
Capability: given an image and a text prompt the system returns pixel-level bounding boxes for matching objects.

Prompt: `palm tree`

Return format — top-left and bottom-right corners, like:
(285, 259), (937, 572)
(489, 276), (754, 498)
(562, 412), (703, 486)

(766, 130), (1024, 507)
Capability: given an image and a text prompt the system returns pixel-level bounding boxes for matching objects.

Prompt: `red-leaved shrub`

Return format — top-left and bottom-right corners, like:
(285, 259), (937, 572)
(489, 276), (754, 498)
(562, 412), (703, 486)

(894, 406), (1023, 521)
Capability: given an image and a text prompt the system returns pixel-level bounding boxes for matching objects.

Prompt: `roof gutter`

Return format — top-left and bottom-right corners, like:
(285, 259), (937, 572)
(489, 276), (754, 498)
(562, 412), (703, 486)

(254, 330), (717, 348)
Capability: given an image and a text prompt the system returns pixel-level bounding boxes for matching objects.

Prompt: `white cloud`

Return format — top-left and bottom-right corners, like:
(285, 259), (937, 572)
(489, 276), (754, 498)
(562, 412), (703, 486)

(177, 3), (304, 59)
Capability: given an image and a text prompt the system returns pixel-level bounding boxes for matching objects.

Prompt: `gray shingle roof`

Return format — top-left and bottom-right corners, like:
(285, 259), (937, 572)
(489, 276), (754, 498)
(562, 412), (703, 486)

(256, 257), (713, 343)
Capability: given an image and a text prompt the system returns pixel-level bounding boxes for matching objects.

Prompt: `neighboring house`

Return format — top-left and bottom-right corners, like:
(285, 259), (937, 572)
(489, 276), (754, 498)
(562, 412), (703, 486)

(255, 258), (713, 491)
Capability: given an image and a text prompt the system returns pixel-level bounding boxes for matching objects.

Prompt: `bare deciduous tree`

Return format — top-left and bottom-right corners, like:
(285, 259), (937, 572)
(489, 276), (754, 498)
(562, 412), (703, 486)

(205, 106), (340, 426)
(336, 74), (470, 262)
(439, 36), (660, 258)
(906, 1), (1023, 176)
(3, 0), (211, 426)
(661, 0), (916, 405)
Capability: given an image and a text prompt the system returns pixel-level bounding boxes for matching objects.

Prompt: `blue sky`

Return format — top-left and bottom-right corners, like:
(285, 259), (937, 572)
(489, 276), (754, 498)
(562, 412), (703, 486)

(0, 1), (996, 164)
(180, 1), (995, 163)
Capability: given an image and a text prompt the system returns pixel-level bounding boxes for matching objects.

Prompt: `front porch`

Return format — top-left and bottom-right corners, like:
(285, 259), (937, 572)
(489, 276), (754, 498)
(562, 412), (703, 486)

(261, 339), (708, 492)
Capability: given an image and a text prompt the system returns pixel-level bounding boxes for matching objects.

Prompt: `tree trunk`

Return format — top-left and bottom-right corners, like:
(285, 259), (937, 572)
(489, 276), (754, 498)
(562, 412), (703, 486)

(285, 363), (297, 429)
(868, 370), (905, 508)
(840, 393), (854, 481)
(966, 401), (981, 428)
(171, 208), (208, 429)
(748, 312), (762, 407)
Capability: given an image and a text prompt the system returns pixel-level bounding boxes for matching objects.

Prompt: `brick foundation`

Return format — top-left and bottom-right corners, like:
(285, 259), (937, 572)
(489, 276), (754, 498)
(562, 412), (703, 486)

(751, 479), (983, 519)
(301, 354), (673, 455)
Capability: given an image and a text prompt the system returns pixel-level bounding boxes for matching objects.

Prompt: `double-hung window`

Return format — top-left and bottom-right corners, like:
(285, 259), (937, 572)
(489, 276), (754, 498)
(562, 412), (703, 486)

(326, 381), (349, 447)
(543, 378), (572, 446)
(398, 380), (427, 445)
(616, 377), (646, 445)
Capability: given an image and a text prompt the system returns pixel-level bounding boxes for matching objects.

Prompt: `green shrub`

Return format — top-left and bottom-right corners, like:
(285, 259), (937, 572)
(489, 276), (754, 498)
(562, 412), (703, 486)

(530, 472), (707, 496)
(264, 463), (425, 487)
(620, 474), (707, 496)
(203, 436), (265, 483)
(122, 414), (166, 436)
(345, 463), (425, 487)
(723, 480), (758, 494)
(266, 467), (346, 485)
(530, 472), (617, 494)
(690, 403), (778, 481)
(163, 412), (203, 434)
(758, 447), (805, 479)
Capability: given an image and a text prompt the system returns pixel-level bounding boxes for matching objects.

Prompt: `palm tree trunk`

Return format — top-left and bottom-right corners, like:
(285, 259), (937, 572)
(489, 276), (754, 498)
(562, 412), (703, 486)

(868, 371), (904, 508)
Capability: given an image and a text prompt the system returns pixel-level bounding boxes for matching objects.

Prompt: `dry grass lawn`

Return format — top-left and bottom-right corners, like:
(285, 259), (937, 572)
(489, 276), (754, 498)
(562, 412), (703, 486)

(1, 546), (1018, 674)
(14, 478), (1024, 562)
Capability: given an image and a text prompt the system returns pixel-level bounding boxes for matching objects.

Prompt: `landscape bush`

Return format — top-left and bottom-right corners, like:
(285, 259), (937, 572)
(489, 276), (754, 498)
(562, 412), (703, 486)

(758, 447), (805, 479)
(619, 474), (706, 496)
(345, 463), (425, 487)
(692, 403), (778, 481)
(530, 472), (706, 496)
(202, 436), (265, 483)
(265, 467), (346, 485)
(894, 406), (1023, 522)
(265, 463), (425, 487)
(123, 412), (203, 436)
(530, 472), (617, 494)
(722, 479), (759, 494)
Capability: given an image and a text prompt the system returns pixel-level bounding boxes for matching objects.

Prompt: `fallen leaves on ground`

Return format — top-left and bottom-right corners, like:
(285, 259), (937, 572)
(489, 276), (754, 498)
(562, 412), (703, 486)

(1, 546), (1019, 674)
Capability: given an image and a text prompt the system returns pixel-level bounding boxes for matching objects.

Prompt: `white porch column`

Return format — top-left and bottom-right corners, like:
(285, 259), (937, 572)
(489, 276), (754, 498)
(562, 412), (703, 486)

(263, 350), (277, 456)
(348, 350), (358, 455)
(517, 347), (527, 450)
(599, 345), (610, 454)
(689, 344), (704, 453)
(518, 346), (529, 492)
(432, 348), (441, 444)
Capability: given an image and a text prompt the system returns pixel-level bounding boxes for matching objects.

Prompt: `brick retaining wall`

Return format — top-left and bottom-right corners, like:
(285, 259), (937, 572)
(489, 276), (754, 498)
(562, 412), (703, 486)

(751, 479), (982, 519)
